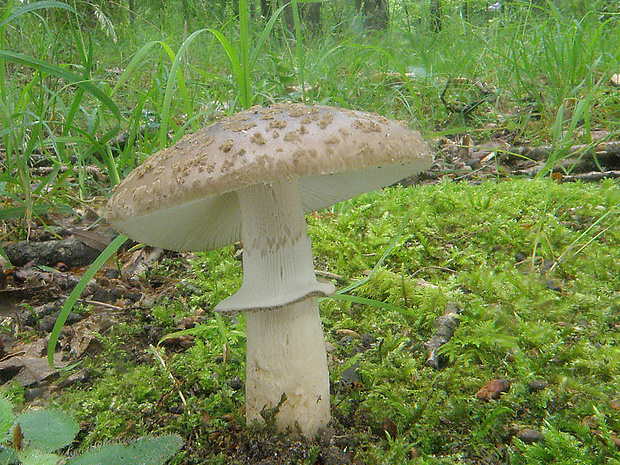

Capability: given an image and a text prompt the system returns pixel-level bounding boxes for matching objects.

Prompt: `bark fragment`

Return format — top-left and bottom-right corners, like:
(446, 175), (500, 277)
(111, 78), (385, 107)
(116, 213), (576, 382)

(424, 302), (461, 369)
(4, 228), (118, 268)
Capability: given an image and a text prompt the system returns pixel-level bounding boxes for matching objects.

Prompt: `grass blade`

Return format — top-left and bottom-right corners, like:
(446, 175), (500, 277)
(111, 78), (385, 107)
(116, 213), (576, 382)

(238, 0), (251, 108)
(330, 293), (414, 317)
(250, 4), (287, 67)
(47, 234), (128, 368)
(0, 1), (78, 28)
(208, 28), (243, 105)
(0, 50), (121, 145)
(0, 242), (11, 267)
(332, 210), (411, 297)
(157, 29), (209, 146)
(110, 41), (162, 97)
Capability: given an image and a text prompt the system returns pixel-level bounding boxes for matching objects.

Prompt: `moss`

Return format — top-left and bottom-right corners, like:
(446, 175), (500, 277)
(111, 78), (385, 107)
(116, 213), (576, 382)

(49, 179), (620, 463)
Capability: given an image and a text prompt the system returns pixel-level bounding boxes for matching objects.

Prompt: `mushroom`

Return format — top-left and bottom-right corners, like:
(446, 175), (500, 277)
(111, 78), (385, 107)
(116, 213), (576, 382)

(106, 103), (432, 437)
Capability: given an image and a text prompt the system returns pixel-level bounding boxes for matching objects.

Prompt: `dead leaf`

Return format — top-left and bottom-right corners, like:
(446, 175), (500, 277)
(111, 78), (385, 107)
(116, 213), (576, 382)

(370, 72), (417, 85)
(340, 360), (362, 387)
(69, 228), (113, 252)
(160, 335), (195, 350)
(516, 428), (544, 444)
(475, 378), (510, 401)
(0, 339), (67, 387)
(69, 311), (119, 359)
(121, 247), (164, 277)
(381, 417), (398, 438)
(527, 379), (548, 392)
(415, 278), (438, 289)
(456, 135), (472, 159)
(336, 329), (361, 339)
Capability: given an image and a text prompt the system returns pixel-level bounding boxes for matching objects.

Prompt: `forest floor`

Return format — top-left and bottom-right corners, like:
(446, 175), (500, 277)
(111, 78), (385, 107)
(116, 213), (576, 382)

(2, 137), (620, 463)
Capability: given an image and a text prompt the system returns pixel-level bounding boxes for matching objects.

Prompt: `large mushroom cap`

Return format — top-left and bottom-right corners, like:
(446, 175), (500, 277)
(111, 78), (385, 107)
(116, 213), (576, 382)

(107, 103), (433, 251)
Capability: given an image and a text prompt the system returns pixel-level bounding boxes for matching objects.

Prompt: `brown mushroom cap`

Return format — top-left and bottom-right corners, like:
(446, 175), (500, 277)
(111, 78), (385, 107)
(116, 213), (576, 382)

(106, 103), (433, 251)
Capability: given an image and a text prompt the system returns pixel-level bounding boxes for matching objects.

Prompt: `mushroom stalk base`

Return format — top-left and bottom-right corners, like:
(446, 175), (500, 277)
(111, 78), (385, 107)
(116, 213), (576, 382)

(246, 298), (330, 437)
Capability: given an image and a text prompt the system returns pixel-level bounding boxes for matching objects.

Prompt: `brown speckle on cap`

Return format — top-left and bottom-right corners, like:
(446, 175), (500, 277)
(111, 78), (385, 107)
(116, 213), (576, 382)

(256, 154), (268, 166)
(353, 119), (382, 133)
(325, 134), (340, 145)
(292, 149), (306, 160)
(301, 114), (319, 124)
(222, 115), (257, 132)
(287, 105), (319, 117)
(284, 131), (302, 143)
(269, 119), (287, 130)
(250, 132), (266, 145)
(318, 113), (333, 129)
(219, 139), (234, 152)
(358, 143), (374, 158)
(288, 106), (306, 117)
(222, 122), (246, 131)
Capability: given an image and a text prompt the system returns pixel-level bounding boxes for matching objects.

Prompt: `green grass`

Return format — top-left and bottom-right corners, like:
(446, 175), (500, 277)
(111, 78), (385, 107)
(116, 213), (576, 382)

(2, 1), (619, 212)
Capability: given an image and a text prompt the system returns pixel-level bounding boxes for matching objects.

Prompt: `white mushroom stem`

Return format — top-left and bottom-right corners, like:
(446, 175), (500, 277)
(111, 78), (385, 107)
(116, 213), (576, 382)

(245, 299), (330, 436)
(215, 179), (335, 313)
(215, 179), (333, 436)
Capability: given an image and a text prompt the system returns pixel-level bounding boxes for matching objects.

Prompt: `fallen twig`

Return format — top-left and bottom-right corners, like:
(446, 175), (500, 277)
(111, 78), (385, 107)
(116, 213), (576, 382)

(424, 302), (462, 369)
(77, 298), (124, 311)
(149, 344), (187, 407)
(557, 170), (620, 182)
(315, 269), (346, 283)
(504, 140), (620, 162)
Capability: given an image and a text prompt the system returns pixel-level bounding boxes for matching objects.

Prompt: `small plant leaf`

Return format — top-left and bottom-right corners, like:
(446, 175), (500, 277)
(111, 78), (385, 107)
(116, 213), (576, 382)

(157, 29), (209, 147)
(18, 449), (63, 465)
(475, 379), (511, 401)
(16, 409), (79, 453)
(0, 396), (14, 438)
(0, 447), (17, 464)
(66, 434), (184, 465)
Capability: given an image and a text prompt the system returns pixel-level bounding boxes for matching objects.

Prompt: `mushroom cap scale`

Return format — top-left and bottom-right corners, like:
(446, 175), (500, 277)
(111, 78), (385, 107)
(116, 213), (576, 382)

(106, 103), (433, 252)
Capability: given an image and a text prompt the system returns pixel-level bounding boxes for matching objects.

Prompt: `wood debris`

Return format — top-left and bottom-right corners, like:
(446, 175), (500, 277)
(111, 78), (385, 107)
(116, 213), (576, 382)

(423, 134), (620, 183)
(424, 302), (461, 369)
